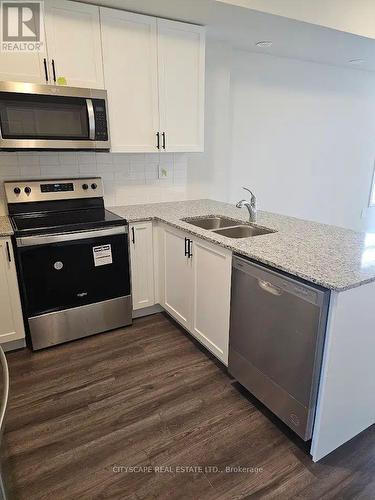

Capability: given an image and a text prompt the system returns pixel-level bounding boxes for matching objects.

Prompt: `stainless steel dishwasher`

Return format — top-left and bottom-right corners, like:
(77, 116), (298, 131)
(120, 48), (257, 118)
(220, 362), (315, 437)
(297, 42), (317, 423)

(229, 256), (330, 441)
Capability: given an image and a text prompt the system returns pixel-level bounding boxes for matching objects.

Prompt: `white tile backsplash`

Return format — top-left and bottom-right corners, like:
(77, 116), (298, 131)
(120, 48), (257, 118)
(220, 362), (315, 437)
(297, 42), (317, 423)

(0, 151), (190, 215)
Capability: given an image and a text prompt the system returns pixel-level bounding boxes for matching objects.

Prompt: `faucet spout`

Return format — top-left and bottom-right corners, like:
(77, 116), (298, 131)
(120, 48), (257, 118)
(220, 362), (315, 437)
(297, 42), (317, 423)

(236, 187), (257, 222)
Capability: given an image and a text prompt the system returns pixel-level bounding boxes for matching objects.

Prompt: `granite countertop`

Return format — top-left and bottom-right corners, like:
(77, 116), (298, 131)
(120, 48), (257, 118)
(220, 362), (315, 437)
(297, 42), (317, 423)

(0, 215), (13, 236)
(110, 199), (375, 292)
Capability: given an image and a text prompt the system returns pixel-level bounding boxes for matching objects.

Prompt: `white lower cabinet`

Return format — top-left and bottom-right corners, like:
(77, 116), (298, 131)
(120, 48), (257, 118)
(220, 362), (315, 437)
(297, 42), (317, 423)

(129, 222), (155, 310)
(159, 223), (232, 365)
(162, 225), (193, 330)
(0, 238), (25, 346)
(191, 237), (232, 364)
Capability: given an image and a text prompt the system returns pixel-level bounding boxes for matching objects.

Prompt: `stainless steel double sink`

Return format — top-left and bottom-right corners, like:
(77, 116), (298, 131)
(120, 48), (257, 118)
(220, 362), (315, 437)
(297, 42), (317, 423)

(181, 216), (275, 239)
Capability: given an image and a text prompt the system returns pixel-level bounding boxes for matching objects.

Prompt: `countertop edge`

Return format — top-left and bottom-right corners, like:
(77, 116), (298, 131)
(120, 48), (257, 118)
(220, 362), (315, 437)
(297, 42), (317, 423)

(124, 213), (371, 293)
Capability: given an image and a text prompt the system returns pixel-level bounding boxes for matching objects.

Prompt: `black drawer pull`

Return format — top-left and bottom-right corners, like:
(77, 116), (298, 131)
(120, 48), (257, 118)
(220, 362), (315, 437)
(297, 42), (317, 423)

(52, 59), (57, 83)
(5, 242), (11, 262)
(188, 239), (193, 259)
(43, 58), (48, 82)
(131, 227), (135, 244)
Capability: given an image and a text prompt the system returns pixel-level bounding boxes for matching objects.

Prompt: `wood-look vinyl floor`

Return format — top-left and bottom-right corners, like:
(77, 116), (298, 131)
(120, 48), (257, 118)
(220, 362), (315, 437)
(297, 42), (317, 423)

(3, 313), (375, 500)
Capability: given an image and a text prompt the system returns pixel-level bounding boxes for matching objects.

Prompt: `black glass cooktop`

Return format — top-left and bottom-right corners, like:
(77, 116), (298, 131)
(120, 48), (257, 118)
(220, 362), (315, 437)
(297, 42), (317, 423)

(11, 208), (126, 236)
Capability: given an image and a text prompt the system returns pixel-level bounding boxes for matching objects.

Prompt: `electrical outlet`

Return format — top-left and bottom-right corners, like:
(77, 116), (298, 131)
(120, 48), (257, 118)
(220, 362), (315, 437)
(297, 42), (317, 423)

(158, 164), (171, 180)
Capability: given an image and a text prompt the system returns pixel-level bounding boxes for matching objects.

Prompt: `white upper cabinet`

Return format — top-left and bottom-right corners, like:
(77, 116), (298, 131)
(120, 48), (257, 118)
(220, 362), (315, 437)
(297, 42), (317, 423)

(100, 8), (159, 152)
(0, 53), (48, 85)
(44, 0), (104, 88)
(0, 23), (48, 84)
(100, 8), (205, 153)
(157, 19), (205, 152)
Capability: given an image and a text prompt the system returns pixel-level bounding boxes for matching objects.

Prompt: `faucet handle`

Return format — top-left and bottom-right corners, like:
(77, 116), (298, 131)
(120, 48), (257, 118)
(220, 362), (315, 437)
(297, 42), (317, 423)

(242, 187), (256, 205)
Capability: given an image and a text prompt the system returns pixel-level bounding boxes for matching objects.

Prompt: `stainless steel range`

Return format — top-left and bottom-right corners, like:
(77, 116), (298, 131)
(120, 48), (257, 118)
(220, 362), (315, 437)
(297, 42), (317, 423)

(5, 178), (132, 350)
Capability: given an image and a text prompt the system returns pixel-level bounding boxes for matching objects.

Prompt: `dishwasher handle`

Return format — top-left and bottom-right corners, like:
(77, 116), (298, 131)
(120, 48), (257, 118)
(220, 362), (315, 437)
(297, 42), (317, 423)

(233, 256), (327, 307)
(258, 279), (282, 296)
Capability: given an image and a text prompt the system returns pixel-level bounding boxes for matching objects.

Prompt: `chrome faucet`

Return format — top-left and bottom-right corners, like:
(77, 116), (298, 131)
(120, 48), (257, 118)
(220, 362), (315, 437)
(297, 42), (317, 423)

(236, 187), (257, 222)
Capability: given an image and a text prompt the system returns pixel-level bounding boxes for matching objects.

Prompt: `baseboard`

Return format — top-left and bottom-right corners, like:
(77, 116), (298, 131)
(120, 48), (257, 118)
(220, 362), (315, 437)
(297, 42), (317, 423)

(1, 338), (26, 352)
(132, 304), (164, 318)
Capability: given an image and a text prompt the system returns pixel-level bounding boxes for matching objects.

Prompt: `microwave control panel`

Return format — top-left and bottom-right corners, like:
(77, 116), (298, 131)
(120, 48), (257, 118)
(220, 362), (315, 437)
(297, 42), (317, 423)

(93, 99), (108, 141)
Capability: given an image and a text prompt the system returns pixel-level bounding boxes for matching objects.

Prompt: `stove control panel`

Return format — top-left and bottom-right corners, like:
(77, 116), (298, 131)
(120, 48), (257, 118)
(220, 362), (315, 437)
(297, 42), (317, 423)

(4, 178), (103, 204)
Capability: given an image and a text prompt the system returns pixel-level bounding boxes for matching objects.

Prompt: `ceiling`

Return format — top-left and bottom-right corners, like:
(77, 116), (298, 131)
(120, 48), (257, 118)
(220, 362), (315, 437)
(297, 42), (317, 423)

(79, 0), (375, 72)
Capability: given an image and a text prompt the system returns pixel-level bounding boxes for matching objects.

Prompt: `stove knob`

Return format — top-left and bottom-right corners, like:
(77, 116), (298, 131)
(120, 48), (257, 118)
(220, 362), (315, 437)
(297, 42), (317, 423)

(91, 183), (97, 190)
(13, 187), (21, 195)
(82, 183), (89, 190)
(24, 186), (31, 194)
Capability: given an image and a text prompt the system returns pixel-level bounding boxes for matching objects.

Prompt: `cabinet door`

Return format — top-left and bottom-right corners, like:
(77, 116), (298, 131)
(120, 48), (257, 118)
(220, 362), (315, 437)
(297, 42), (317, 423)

(100, 8), (159, 152)
(191, 238), (231, 365)
(162, 226), (192, 329)
(44, 0), (104, 88)
(0, 26), (48, 84)
(157, 19), (205, 152)
(129, 222), (155, 310)
(0, 239), (25, 345)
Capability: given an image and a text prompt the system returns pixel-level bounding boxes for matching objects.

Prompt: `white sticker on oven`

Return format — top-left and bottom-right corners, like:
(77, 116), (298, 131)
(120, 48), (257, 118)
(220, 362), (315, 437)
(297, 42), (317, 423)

(93, 244), (113, 267)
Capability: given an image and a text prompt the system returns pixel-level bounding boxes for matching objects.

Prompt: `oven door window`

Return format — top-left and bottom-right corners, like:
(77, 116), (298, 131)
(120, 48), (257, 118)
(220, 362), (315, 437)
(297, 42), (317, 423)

(18, 233), (130, 316)
(0, 92), (89, 140)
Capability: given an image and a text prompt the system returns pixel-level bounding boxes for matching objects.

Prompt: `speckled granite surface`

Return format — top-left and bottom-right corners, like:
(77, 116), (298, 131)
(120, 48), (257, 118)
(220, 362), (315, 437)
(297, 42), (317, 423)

(0, 215), (13, 236)
(110, 199), (375, 292)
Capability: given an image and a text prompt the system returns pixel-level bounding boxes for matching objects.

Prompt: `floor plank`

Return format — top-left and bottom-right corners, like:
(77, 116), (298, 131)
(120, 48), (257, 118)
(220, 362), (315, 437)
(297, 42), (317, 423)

(3, 313), (375, 500)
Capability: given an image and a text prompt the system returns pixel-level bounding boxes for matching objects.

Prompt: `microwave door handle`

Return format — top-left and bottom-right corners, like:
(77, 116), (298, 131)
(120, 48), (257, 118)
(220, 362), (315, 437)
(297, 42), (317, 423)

(86, 99), (95, 140)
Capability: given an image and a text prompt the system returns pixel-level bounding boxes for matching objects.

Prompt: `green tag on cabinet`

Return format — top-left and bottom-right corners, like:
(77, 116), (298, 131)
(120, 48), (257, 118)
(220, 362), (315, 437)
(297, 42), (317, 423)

(57, 76), (67, 86)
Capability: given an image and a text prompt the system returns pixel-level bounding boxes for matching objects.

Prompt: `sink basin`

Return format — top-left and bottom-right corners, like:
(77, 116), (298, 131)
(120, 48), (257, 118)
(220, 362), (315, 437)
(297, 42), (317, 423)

(213, 225), (274, 238)
(182, 216), (241, 230)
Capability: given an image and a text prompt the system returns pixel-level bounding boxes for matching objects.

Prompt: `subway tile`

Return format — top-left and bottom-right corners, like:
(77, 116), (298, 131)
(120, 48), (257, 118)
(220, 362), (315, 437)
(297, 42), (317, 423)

(20, 165), (41, 178)
(77, 152), (96, 165)
(59, 152), (77, 166)
(39, 153), (60, 166)
(0, 153), (18, 166)
(96, 152), (113, 165)
(18, 153), (39, 167)
(79, 163), (98, 175)
(112, 153), (131, 166)
(40, 165), (78, 177)
(0, 163), (20, 176)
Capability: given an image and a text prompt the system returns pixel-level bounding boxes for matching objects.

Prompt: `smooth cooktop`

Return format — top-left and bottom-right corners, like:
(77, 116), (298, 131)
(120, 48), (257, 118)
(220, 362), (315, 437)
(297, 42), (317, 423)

(11, 208), (126, 236)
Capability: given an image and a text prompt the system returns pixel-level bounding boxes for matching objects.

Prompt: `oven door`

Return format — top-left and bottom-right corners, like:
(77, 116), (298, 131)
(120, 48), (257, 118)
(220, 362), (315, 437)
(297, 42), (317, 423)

(0, 83), (109, 150)
(16, 227), (130, 317)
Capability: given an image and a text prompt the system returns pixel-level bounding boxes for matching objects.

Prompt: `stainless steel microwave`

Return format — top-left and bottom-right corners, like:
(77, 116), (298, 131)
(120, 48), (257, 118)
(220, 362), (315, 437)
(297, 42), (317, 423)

(0, 82), (110, 151)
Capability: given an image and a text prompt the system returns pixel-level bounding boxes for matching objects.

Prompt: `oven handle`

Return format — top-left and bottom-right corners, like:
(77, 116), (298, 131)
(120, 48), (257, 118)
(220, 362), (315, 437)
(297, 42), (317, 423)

(16, 226), (127, 247)
(86, 98), (95, 141)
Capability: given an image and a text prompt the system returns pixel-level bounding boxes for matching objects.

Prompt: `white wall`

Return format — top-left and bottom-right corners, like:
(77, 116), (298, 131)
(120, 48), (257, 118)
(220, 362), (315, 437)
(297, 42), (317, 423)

(229, 50), (375, 231)
(217, 0), (375, 39)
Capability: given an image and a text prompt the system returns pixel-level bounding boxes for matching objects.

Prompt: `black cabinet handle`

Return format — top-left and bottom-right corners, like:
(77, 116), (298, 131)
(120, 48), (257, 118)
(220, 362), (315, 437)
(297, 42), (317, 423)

(43, 58), (49, 82)
(188, 239), (193, 259)
(52, 59), (56, 83)
(162, 132), (166, 150)
(184, 237), (189, 256)
(5, 242), (11, 263)
(156, 132), (160, 150)
(131, 227), (135, 244)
